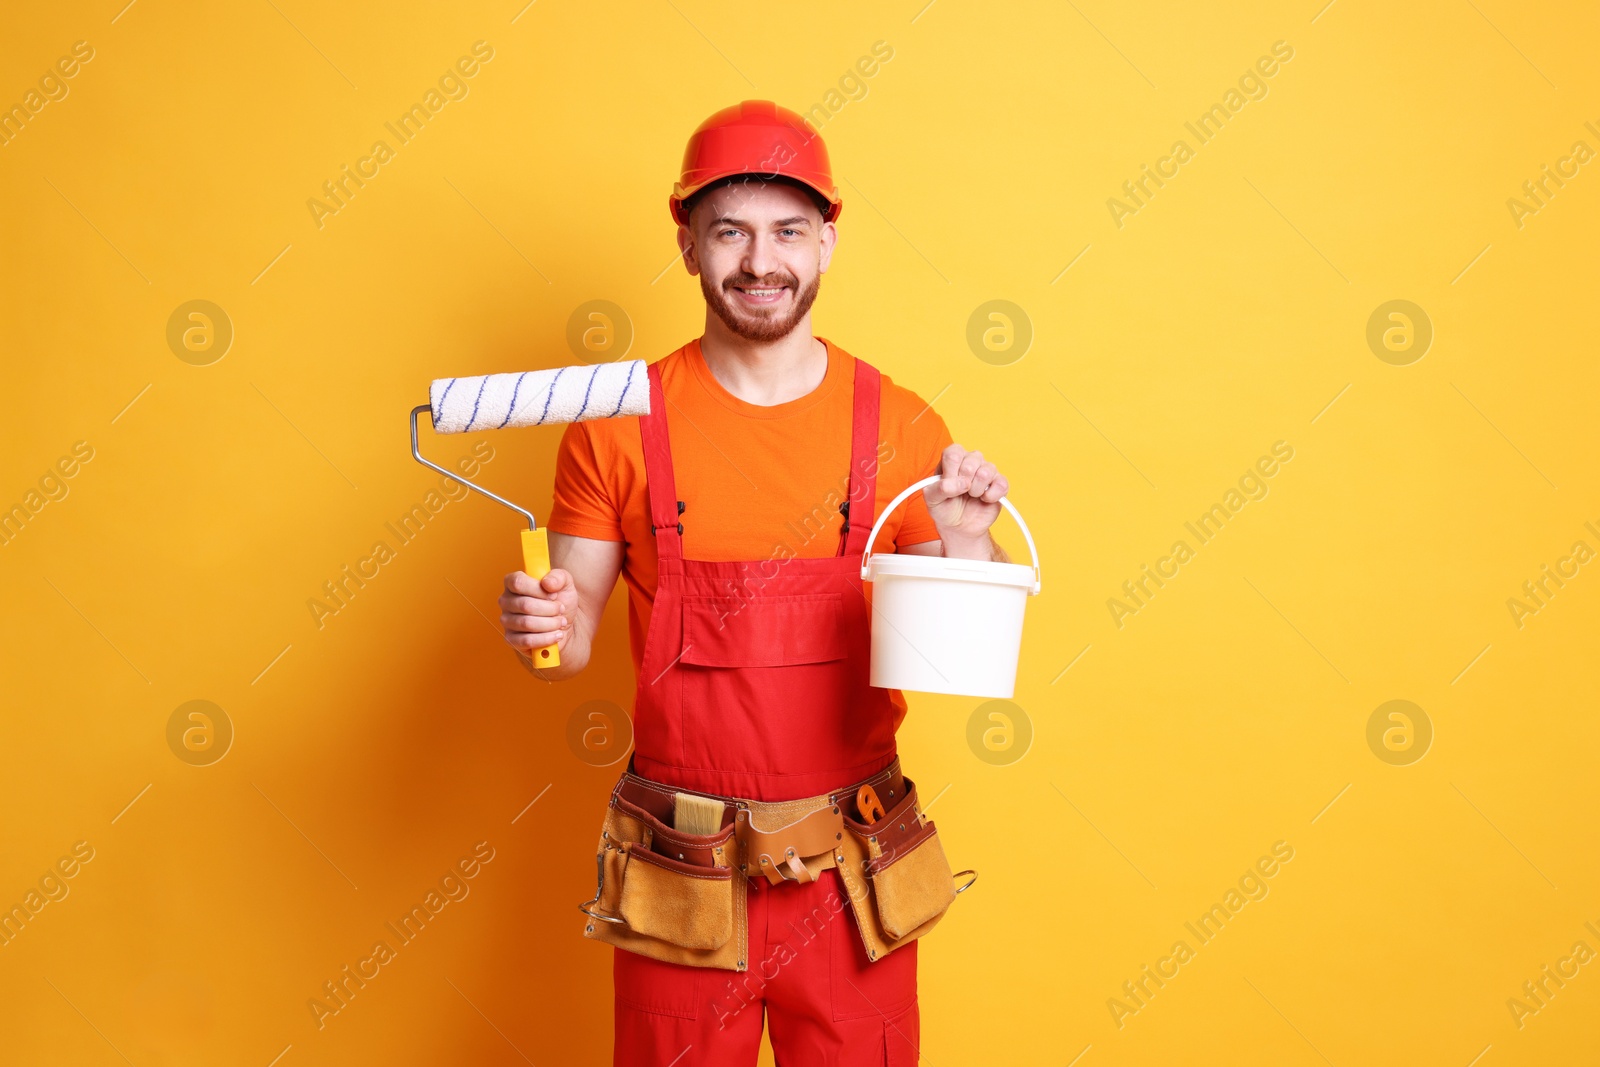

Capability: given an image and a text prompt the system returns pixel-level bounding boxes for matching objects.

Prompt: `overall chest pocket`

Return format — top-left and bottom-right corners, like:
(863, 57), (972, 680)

(680, 593), (848, 668)
(676, 593), (854, 761)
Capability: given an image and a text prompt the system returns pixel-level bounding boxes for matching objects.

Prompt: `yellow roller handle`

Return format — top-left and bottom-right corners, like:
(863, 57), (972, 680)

(520, 527), (561, 668)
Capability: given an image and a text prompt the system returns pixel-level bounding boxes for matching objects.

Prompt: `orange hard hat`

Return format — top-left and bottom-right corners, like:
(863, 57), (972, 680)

(669, 100), (842, 227)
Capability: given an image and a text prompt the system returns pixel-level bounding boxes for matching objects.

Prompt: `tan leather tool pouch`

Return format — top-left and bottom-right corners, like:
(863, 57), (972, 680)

(836, 777), (960, 962)
(580, 791), (749, 972)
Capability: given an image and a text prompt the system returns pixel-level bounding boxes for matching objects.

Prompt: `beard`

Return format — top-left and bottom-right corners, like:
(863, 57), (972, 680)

(700, 268), (822, 342)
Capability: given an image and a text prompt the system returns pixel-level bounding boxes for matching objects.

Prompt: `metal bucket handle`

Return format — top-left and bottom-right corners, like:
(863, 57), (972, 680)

(860, 475), (1041, 595)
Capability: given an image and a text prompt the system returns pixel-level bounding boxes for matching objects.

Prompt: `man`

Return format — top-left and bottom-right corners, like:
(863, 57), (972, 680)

(498, 100), (1011, 1065)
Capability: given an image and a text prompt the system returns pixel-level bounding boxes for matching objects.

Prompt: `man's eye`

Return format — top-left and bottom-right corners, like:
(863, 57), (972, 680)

(781, 229), (800, 237)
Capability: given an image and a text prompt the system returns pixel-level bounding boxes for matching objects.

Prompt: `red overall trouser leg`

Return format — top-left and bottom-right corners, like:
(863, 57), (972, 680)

(615, 355), (918, 1065)
(614, 869), (919, 1066)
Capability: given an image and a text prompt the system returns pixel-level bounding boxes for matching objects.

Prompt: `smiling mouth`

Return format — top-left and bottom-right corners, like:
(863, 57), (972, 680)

(730, 283), (790, 306)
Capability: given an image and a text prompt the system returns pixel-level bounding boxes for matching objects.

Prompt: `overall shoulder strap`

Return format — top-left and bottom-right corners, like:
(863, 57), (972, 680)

(638, 360), (683, 561)
(841, 356), (880, 558)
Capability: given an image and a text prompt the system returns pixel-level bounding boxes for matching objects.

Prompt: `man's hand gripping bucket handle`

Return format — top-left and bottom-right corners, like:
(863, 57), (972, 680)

(860, 475), (1042, 595)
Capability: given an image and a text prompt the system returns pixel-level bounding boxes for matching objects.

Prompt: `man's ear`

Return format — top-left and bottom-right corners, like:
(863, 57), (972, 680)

(817, 219), (838, 274)
(676, 222), (700, 276)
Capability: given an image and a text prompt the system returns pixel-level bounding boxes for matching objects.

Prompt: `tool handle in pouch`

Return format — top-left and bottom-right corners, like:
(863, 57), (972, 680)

(520, 527), (561, 668)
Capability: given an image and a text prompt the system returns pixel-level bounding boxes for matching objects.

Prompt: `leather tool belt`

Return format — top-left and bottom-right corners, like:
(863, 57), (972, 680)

(579, 757), (977, 972)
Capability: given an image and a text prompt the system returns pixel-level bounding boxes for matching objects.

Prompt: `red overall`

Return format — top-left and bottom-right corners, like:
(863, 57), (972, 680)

(612, 356), (920, 1066)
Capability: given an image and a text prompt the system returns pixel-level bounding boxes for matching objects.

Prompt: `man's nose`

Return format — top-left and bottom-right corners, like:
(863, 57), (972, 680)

(742, 233), (781, 281)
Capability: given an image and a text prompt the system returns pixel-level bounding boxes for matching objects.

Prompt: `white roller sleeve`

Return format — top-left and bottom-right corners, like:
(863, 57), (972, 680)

(429, 360), (649, 434)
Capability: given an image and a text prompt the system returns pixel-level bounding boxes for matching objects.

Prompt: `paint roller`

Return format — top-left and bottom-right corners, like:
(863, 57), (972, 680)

(410, 360), (649, 668)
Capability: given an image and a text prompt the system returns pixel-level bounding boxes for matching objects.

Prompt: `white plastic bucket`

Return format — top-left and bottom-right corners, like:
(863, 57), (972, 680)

(860, 475), (1042, 699)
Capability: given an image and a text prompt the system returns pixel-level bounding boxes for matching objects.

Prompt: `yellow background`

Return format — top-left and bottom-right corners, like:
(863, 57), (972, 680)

(3, 0), (1598, 1063)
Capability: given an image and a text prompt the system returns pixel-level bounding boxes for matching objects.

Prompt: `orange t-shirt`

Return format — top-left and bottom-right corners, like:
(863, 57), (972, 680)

(547, 335), (954, 707)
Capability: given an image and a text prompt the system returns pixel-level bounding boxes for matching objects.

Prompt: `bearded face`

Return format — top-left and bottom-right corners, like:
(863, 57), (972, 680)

(699, 265), (822, 342)
(682, 178), (834, 343)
